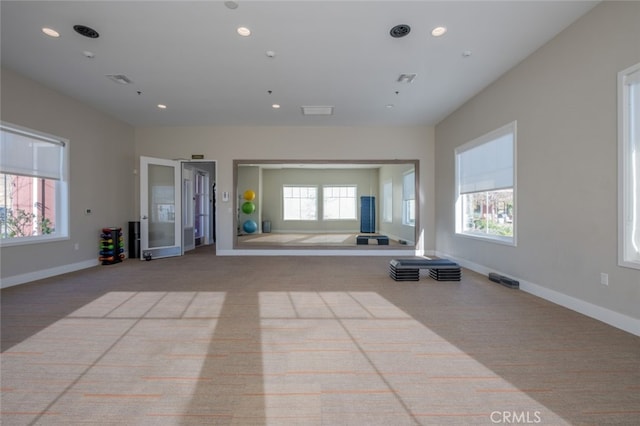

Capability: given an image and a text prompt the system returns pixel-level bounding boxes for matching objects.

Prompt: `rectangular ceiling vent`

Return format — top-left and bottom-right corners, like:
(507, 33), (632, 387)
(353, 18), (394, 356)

(106, 74), (133, 85)
(301, 106), (334, 116)
(397, 73), (417, 83)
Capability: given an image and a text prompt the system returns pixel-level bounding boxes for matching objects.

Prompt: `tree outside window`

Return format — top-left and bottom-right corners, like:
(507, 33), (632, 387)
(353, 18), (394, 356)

(0, 174), (55, 238)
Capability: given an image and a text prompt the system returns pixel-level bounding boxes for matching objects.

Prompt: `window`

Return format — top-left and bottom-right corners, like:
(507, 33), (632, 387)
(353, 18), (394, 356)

(382, 180), (392, 223)
(283, 185), (317, 220)
(455, 121), (516, 245)
(402, 170), (415, 226)
(0, 122), (68, 245)
(323, 185), (357, 220)
(619, 63), (640, 269)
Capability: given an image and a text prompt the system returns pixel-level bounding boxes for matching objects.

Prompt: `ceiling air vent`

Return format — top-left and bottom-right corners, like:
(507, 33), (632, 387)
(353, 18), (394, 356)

(73, 25), (99, 39)
(390, 24), (411, 38)
(397, 73), (417, 83)
(301, 106), (334, 116)
(106, 74), (133, 85)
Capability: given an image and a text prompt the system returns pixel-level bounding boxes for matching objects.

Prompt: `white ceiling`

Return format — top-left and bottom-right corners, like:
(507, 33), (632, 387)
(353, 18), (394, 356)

(1, 1), (598, 128)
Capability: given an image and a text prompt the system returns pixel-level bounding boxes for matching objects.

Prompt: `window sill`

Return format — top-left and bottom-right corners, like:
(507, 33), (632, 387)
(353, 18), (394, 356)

(456, 231), (516, 247)
(618, 259), (640, 271)
(0, 234), (69, 247)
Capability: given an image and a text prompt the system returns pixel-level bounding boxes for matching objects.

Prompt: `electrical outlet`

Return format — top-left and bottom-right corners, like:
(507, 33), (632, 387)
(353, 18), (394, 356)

(600, 273), (609, 286)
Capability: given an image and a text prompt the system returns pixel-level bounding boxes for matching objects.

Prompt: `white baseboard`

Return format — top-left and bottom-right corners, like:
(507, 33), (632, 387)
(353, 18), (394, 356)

(218, 249), (419, 256)
(1, 259), (99, 289)
(519, 279), (640, 337)
(436, 251), (640, 337)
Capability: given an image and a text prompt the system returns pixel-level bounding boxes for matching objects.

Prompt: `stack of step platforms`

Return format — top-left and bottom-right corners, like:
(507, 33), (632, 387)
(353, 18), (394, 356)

(357, 234), (390, 245)
(429, 268), (462, 281)
(389, 259), (420, 281)
(389, 258), (461, 282)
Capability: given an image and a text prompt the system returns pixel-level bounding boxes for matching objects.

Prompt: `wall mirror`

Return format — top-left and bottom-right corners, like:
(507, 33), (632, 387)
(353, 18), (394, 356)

(233, 160), (419, 250)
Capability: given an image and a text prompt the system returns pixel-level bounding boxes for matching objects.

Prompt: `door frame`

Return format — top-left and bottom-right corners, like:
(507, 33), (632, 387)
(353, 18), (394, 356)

(181, 160), (216, 249)
(140, 156), (182, 260)
(182, 165), (196, 252)
(139, 157), (217, 259)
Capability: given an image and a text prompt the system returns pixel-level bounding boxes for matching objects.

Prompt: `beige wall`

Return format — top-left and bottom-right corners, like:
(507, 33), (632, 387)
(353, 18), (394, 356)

(1, 68), (135, 285)
(435, 2), (640, 328)
(135, 126), (435, 254)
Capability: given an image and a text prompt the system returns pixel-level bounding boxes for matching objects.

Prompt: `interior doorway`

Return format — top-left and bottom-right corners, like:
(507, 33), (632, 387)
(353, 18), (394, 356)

(139, 157), (216, 260)
(182, 161), (216, 253)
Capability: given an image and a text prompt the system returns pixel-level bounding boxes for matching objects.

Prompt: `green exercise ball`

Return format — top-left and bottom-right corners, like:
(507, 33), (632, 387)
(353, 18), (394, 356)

(241, 201), (255, 214)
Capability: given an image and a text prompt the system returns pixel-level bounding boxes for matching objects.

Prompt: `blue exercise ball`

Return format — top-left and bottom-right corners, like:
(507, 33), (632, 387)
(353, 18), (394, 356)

(243, 220), (258, 234)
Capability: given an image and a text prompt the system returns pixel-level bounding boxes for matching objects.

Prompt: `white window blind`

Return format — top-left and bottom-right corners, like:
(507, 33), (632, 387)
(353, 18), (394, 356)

(0, 125), (65, 180)
(457, 129), (514, 194)
(403, 170), (415, 226)
(403, 171), (415, 200)
(382, 180), (392, 223)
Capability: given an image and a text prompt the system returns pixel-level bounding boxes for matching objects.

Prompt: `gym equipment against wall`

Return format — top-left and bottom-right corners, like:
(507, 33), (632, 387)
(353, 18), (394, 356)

(243, 189), (256, 201)
(356, 234), (389, 245)
(241, 201), (256, 214)
(100, 227), (123, 265)
(389, 258), (461, 281)
(243, 220), (258, 233)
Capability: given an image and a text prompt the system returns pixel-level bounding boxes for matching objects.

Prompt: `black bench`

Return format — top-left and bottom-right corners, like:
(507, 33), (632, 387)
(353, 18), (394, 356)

(356, 234), (389, 245)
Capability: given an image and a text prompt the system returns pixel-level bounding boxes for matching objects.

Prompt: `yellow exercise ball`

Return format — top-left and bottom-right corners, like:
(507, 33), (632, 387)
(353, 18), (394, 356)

(243, 189), (256, 201)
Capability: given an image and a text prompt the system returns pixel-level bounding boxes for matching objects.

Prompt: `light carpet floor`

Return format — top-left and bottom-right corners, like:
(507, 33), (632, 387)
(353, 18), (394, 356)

(2, 247), (639, 425)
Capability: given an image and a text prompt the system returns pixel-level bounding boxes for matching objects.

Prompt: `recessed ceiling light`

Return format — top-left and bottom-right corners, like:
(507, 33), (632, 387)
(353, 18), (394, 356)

(431, 26), (447, 37)
(42, 27), (60, 38)
(157, 104), (167, 109)
(237, 27), (251, 37)
(82, 51), (95, 59)
(224, 1), (239, 10)
(266, 50), (276, 58)
(272, 104), (281, 109)
(385, 104), (394, 109)
(462, 50), (472, 58)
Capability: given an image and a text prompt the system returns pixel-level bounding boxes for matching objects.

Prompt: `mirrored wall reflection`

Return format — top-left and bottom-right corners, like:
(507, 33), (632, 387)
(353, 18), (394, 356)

(233, 160), (419, 250)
